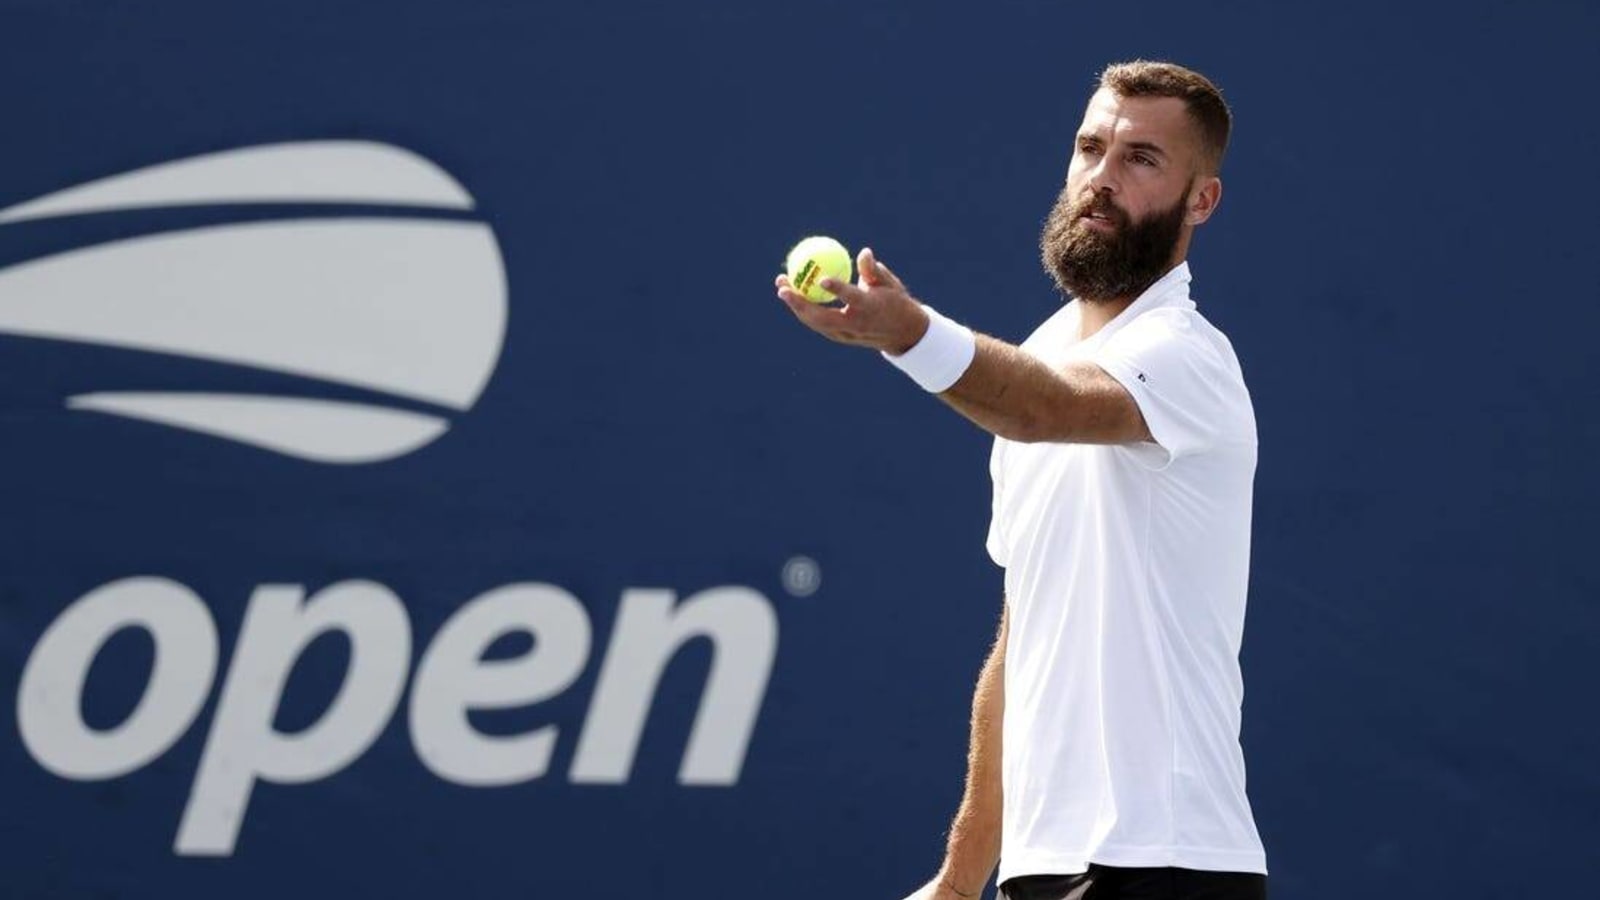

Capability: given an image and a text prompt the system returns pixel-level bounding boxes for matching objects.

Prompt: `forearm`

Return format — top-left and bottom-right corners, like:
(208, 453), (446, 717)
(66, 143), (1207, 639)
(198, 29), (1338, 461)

(936, 334), (1142, 445)
(935, 334), (1069, 443)
(776, 249), (1145, 445)
(937, 609), (1007, 898)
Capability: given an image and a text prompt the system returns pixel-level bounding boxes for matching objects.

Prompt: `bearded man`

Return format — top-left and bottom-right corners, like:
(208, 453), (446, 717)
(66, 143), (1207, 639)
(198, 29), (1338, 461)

(776, 60), (1268, 900)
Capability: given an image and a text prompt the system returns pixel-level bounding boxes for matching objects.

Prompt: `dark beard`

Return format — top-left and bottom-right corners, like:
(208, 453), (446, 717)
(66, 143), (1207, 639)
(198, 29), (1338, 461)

(1039, 183), (1190, 304)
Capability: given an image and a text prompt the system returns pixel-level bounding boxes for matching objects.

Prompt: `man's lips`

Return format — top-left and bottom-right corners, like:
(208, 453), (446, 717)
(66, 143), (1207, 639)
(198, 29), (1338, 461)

(1077, 209), (1119, 231)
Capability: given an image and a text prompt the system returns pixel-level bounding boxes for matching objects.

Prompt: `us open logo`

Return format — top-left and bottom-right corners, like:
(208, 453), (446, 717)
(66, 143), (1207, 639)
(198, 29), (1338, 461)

(0, 141), (508, 463)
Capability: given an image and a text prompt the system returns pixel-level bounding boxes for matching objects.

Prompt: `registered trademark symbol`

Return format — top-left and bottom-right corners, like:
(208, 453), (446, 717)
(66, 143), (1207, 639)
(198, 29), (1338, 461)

(781, 556), (821, 597)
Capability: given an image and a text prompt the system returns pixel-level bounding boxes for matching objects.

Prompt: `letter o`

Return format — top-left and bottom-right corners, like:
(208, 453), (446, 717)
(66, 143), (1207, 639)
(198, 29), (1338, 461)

(18, 576), (218, 779)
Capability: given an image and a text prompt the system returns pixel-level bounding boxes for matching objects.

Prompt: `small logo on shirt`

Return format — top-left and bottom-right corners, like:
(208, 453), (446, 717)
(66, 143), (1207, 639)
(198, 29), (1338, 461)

(1137, 372), (1148, 383)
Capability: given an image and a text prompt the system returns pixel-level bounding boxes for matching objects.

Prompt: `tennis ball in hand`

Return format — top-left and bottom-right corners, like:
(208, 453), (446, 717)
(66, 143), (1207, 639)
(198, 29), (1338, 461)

(786, 236), (853, 303)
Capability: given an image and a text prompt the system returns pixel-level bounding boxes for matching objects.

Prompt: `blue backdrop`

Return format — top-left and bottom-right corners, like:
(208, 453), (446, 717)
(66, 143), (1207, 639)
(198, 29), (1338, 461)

(1, 1), (1596, 898)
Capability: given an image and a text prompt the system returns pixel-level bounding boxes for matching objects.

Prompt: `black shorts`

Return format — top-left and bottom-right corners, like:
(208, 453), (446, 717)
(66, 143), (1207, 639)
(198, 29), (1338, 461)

(999, 865), (1266, 900)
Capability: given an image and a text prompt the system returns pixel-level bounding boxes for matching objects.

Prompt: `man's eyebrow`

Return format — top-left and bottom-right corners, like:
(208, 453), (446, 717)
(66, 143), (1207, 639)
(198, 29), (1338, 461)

(1125, 140), (1170, 158)
(1075, 133), (1171, 159)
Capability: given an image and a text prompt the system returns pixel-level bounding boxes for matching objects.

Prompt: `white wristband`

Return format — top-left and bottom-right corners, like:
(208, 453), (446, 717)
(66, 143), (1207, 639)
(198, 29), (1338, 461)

(882, 304), (977, 393)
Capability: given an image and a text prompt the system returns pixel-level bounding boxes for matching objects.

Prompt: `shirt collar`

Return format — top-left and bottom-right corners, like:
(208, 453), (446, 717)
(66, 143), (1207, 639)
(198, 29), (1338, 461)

(1128, 260), (1195, 313)
(1076, 260), (1196, 348)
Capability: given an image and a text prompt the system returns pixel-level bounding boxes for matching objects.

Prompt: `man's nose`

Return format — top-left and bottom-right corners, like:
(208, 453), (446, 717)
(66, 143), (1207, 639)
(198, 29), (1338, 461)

(1086, 157), (1119, 195)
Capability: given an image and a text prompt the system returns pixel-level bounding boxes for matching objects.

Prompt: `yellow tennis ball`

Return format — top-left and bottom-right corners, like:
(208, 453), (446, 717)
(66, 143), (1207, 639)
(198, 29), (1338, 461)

(786, 236), (853, 303)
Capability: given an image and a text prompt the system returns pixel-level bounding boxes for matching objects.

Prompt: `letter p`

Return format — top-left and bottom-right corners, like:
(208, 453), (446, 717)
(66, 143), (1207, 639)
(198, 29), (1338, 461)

(174, 581), (411, 855)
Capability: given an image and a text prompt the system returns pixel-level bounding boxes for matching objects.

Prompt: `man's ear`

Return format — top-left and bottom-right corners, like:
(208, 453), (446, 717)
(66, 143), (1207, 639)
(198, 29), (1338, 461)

(1187, 175), (1222, 226)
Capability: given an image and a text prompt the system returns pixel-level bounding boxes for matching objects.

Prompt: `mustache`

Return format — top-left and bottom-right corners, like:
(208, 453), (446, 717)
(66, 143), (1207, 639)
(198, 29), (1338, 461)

(1065, 192), (1128, 226)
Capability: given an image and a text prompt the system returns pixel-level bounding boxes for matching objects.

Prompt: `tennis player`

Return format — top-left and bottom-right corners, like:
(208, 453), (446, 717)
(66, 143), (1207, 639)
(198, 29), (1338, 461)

(776, 61), (1267, 900)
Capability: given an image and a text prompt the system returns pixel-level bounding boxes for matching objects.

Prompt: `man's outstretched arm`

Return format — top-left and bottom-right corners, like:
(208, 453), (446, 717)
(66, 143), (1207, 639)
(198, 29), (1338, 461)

(775, 248), (1149, 445)
(937, 334), (1149, 445)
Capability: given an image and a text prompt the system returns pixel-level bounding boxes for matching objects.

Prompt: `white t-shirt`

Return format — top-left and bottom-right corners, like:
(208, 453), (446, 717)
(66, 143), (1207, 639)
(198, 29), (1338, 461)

(987, 262), (1266, 880)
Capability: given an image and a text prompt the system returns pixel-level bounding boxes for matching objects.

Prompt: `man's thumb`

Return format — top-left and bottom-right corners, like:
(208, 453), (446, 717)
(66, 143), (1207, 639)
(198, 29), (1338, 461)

(859, 247), (901, 288)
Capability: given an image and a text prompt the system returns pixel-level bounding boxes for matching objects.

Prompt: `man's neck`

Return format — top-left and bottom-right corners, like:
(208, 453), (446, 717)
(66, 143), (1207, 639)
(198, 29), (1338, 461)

(1074, 255), (1188, 341)
(1077, 295), (1138, 340)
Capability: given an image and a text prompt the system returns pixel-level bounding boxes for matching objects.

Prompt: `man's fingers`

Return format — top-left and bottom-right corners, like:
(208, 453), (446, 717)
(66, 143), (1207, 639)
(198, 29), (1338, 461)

(779, 282), (845, 309)
(778, 287), (876, 345)
(777, 285), (813, 309)
(777, 246), (915, 351)
(778, 286), (843, 321)
(818, 277), (868, 306)
(858, 247), (903, 289)
(778, 273), (848, 307)
(858, 247), (883, 285)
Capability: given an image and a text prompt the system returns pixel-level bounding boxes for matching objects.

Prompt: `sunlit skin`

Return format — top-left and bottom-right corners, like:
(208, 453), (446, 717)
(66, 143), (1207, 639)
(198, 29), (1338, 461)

(775, 90), (1221, 447)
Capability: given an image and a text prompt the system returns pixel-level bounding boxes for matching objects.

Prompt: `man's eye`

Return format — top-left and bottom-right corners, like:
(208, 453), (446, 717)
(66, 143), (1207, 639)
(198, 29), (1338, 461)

(1132, 153), (1156, 166)
(1080, 143), (1101, 155)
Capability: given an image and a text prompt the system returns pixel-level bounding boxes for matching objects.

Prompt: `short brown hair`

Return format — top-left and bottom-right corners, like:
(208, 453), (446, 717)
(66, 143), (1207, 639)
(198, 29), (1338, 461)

(1099, 60), (1232, 173)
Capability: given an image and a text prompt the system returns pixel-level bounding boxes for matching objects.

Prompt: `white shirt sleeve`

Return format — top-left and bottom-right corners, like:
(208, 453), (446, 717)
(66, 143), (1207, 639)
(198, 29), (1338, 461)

(1093, 308), (1238, 469)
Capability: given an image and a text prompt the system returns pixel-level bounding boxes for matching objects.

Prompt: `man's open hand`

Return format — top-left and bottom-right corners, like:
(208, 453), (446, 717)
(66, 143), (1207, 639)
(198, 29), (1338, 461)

(776, 247), (930, 355)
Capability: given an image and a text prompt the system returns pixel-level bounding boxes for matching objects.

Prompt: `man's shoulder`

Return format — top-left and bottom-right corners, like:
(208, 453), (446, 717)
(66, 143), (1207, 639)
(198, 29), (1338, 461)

(1114, 304), (1241, 368)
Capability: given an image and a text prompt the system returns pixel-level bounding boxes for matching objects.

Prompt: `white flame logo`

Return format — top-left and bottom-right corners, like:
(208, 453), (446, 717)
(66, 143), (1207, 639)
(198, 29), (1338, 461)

(0, 141), (507, 463)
